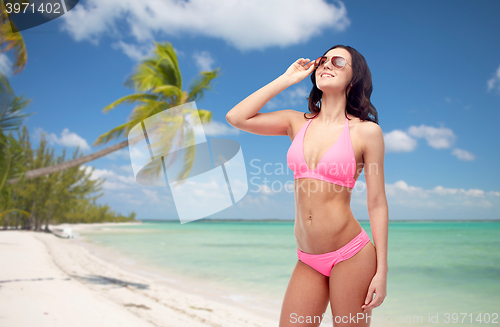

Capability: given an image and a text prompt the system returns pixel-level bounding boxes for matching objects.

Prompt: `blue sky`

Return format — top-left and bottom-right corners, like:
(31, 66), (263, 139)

(3, 0), (500, 221)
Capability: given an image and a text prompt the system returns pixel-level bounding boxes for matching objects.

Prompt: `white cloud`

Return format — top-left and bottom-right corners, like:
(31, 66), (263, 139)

(265, 85), (309, 110)
(193, 51), (215, 71)
(385, 125), (474, 160)
(487, 64), (500, 92)
(34, 127), (91, 152)
(338, 179), (500, 211)
(81, 165), (136, 190)
(284, 182), (294, 193)
(202, 120), (240, 136)
(142, 188), (160, 203)
(288, 86), (309, 105)
(115, 192), (143, 205)
(384, 130), (418, 153)
(111, 40), (155, 61)
(363, 123), (475, 162)
(60, 0), (350, 51)
(451, 148), (475, 161)
(80, 165), (174, 206)
(236, 193), (270, 208)
(408, 124), (456, 149)
(119, 164), (134, 174)
(385, 180), (498, 209)
(0, 53), (12, 76)
(257, 183), (274, 195)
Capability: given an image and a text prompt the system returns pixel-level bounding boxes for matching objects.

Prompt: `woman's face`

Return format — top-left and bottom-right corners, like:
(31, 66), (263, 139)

(315, 48), (353, 94)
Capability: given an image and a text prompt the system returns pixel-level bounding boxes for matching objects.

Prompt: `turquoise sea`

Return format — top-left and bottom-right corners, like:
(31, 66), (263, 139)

(79, 220), (500, 326)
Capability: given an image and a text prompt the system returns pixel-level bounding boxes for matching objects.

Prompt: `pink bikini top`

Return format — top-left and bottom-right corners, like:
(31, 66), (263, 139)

(287, 112), (357, 189)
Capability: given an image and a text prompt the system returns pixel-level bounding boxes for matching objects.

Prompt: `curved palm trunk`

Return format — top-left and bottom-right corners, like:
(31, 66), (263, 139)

(5, 41), (220, 187)
(7, 140), (129, 185)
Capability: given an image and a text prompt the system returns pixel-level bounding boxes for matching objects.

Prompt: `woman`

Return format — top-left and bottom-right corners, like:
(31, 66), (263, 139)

(226, 45), (388, 327)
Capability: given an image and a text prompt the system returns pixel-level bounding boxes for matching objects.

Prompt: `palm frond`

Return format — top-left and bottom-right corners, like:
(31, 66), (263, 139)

(128, 99), (170, 121)
(92, 121), (136, 147)
(124, 61), (164, 92)
(195, 109), (213, 125)
(0, 72), (33, 130)
(187, 68), (221, 102)
(102, 93), (159, 113)
(0, 2), (27, 74)
(152, 85), (182, 99)
(152, 41), (182, 87)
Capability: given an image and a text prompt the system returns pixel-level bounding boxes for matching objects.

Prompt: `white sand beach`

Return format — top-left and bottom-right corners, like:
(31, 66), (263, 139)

(0, 223), (278, 327)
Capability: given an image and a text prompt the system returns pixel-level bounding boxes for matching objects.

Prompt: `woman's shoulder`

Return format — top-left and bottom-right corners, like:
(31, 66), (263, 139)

(358, 119), (382, 134)
(351, 114), (381, 132)
(355, 120), (383, 156)
(288, 110), (316, 123)
(350, 115), (382, 146)
(286, 110), (316, 139)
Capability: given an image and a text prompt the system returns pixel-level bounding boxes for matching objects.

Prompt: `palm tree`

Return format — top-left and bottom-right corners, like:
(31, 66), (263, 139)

(0, 0), (30, 224)
(0, 72), (32, 224)
(0, 0), (28, 74)
(0, 131), (30, 226)
(7, 41), (221, 184)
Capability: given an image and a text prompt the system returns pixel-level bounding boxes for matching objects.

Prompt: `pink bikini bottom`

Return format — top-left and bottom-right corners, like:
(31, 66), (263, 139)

(297, 228), (371, 277)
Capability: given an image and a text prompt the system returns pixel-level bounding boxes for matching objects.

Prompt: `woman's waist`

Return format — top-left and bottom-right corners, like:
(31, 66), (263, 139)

(294, 212), (362, 254)
(295, 194), (352, 217)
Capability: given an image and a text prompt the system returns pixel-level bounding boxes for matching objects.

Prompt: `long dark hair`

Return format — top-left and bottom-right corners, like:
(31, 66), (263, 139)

(306, 45), (378, 124)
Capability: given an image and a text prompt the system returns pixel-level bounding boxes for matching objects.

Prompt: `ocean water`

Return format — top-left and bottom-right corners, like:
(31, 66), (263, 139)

(80, 220), (500, 326)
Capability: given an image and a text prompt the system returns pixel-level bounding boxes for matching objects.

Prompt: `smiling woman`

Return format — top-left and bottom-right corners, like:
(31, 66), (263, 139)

(226, 44), (389, 327)
(309, 47), (378, 124)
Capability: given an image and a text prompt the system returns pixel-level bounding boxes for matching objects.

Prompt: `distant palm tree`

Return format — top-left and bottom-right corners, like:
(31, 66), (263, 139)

(0, 0), (28, 74)
(7, 41), (221, 184)
(0, 0), (30, 223)
(0, 74), (31, 223)
(0, 131), (30, 223)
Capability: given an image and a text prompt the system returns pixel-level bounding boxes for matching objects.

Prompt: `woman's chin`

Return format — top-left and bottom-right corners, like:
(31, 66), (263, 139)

(316, 83), (345, 94)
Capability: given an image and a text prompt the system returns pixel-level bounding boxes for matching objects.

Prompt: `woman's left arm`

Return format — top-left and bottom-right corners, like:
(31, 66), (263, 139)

(359, 121), (389, 313)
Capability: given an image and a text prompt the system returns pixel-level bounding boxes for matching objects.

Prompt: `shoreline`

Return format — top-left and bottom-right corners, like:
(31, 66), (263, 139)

(0, 223), (279, 327)
(70, 222), (283, 321)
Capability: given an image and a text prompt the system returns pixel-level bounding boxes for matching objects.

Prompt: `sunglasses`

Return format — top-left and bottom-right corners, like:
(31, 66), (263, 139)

(314, 55), (351, 70)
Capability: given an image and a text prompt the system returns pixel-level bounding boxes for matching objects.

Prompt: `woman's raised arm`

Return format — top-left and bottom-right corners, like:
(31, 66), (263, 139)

(226, 58), (315, 137)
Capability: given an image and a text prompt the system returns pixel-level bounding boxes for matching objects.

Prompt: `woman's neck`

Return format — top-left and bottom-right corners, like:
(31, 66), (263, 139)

(318, 91), (348, 124)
